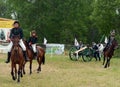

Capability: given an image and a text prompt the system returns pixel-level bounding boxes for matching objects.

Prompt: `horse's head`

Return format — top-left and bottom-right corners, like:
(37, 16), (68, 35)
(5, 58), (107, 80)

(11, 35), (20, 50)
(112, 39), (118, 50)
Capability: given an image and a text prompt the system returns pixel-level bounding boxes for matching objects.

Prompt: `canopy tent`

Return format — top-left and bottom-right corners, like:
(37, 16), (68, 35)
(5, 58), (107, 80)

(0, 17), (15, 41)
(0, 18), (15, 53)
(0, 17), (15, 28)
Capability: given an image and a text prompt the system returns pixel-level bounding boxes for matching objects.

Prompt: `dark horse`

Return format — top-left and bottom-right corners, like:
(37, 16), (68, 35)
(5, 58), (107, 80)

(103, 39), (118, 68)
(10, 35), (24, 82)
(23, 41), (45, 74)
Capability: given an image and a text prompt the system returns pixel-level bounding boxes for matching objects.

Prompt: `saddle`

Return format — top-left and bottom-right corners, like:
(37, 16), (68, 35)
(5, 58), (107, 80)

(103, 44), (111, 52)
(28, 44), (38, 52)
(28, 45), (34, 53)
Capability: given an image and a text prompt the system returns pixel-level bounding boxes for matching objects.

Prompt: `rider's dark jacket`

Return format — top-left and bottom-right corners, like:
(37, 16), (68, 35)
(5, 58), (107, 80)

(28, 36), (38, 44)
(9, 28), (23, 39)
(106, 36), (115, 47)
(103, 35), (115, 52)
(92, 45), (99, 52)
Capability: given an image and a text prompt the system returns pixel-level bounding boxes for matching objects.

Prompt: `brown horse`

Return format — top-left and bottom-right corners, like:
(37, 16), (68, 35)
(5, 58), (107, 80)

(103, 39), (118, 68)
(10, 35), (24, 82)
(23, 41), (45, 74)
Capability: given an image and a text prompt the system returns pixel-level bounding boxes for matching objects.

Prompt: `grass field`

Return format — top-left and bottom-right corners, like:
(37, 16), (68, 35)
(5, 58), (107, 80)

(0, 53), (120, 87)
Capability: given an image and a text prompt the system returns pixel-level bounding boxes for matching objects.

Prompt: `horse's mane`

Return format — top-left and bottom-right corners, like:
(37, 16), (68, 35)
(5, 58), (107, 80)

(23, 40), (30, 49)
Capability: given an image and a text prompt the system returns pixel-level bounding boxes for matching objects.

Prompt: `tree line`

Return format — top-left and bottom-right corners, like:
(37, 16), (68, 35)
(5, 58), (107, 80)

(0, 0), (120, 44)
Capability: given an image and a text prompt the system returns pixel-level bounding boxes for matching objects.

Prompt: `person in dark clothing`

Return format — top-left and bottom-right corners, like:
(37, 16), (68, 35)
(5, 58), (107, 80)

(79, 41), (84, 48)
(92, 42), (101, 61)
(5, 21), (29, 63)
(28, 30), (38, 59)
(104, 30), (115, 52)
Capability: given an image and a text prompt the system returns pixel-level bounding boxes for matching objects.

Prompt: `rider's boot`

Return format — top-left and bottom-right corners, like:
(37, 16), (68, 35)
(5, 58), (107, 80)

(5, 52), (11, 63)
(23, 51), (29, 62)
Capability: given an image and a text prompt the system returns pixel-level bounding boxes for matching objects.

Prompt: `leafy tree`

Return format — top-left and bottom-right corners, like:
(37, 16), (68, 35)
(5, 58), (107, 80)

(2, 0), (120, 44)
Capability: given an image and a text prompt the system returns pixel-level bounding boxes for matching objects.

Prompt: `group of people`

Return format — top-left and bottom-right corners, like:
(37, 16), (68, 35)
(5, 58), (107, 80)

(5, 21), (38, 63)
(92, 30), (115, 60)
(75, 41), (84, 50)
(6, 20), (116, 63)
(74, 30), (116, 61)
(92, 42), (103, 61)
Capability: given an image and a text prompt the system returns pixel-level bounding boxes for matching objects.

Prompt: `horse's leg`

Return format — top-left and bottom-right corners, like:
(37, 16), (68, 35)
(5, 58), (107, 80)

(17, 65), (22, 82)
(14, 64), (17, 80)
(37, 57), (41, 73)
(21, 64), (23, 78)
(23, 62), (26, 75)
(11, 63), (16, 81)
(104, 58), (109, 68)
(21, 71), (23, 78)
(30, 60), (33, 74)
(108, 58), (111, 67)
(103, 56), (105, 65)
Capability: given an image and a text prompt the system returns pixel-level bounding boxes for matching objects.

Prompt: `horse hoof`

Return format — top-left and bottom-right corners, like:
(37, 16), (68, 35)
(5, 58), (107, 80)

(104, 66), (107, 68)
(37, 70), (41, 73)
(23, 72), (26, 75)
(23, 71), (26, 75)
(37, 71), (40, 73)
(37, 68), (41, 72)
(21, 75), (23, 78)
(30, 72), (32, 75)
(12, 77), (16, 81)
(17, 81), (20, 83)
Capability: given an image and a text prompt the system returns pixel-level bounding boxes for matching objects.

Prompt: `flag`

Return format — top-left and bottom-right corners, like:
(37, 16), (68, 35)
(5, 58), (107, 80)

(43, 37), (47, 45)
(104, 36), (108, 44)
(116, 8), (119, 15)
(74, 38), (79, 46)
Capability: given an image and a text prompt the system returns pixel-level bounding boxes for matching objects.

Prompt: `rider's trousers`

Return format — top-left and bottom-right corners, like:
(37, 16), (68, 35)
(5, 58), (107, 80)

(8, 39), (26, 52)
(31, 44), (37, 53)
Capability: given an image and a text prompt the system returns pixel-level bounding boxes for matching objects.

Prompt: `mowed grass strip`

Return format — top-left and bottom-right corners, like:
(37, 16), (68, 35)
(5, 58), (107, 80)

(0, 53), (120, 87)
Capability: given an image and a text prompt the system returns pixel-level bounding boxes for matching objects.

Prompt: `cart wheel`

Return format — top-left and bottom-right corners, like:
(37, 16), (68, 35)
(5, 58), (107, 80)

(82, 48), (93, 62)
(69, 47), (78, 61)
(82, 55), (92, 62)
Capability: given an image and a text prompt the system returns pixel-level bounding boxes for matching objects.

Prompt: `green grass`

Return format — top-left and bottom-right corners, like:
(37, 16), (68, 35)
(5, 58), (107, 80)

(0, 53), (120, 87)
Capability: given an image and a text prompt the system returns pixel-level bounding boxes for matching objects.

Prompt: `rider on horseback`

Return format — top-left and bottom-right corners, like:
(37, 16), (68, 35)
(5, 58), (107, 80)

(103, 30), (115, 52)
(5, 21), (29, 63)
(28, 30), (38, 59)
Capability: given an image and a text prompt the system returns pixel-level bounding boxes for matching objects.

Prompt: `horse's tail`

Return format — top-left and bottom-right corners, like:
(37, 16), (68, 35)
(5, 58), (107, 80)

(42, 53), (45, 64)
